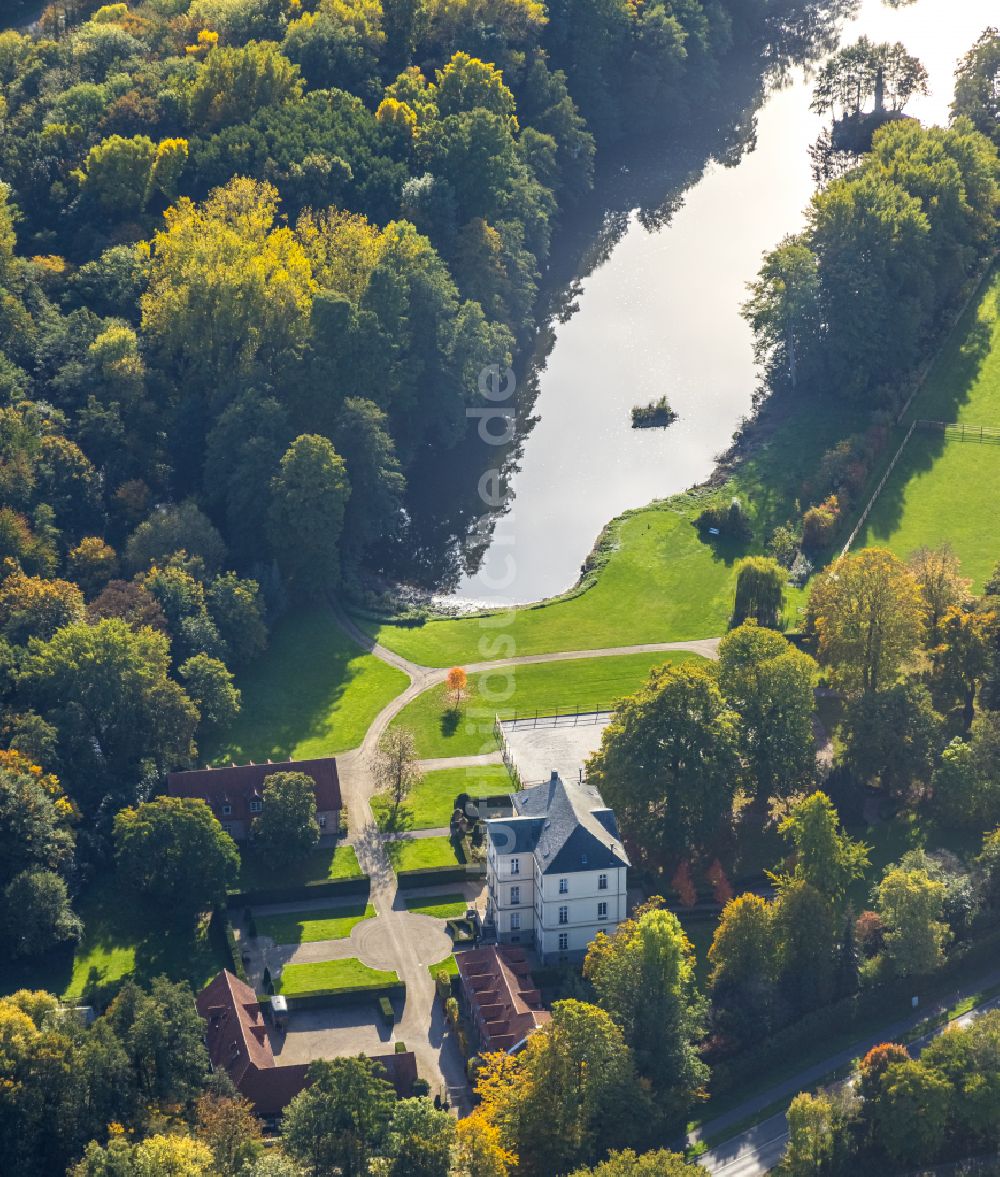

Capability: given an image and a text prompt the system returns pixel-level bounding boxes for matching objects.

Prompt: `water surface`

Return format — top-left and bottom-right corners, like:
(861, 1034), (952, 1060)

(444, 0), (997, 606)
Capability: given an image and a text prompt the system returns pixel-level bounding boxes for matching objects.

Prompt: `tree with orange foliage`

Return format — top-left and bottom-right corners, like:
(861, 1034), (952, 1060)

(671, 861), (697, 907)
(447, 665), (468, 707)
(707, 859), (734, 905)
(858, 1042), (910, 1104)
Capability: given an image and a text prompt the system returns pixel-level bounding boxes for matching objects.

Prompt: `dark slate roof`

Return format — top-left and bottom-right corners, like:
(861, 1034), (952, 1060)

(488, 773), (629, 875)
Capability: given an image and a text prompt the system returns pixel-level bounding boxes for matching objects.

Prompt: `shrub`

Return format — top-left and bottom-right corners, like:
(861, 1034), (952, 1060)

(767, 523), (800, 567)
(394, 1040), (406, 1053)
(695, 497), (752, 542)
(378, 996), (394, 1024)
(412, 1078), (430, 1096)
(801, 495), (841, 551)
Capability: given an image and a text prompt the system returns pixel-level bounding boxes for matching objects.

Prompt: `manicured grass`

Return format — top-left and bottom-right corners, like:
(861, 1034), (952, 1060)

(206, 607), (408, 763)
(391, 649), (705, 758)
(858, 432), (1000, 591)
(255, 902), (375, 945)
(360, 499), (741, 665)
(1, 876), (230, 1003)
(403, 893), (469, 919)
(386, 836), (461, 873)
(856, 267), (1000, 590)
(429, 953), (460, 978)
(277, 957), (398, 996)
(373, 765), (513, 831)
(236, 843), (364, 892)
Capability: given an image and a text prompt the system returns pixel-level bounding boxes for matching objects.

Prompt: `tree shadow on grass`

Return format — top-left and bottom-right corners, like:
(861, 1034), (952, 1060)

(379, 800), (414, 834)
(438, 707), (461, 741)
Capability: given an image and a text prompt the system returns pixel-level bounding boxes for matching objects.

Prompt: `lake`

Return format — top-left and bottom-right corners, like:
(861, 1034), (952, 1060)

(439, 0), (998, 607)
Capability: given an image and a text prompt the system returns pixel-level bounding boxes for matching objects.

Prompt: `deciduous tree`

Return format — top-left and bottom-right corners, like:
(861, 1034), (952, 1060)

(717, 623), (817, 803)
(587, 662), (740, 863)
(114, 796), (239, 921)
(283, 1056), (396, 1177)
(807, 549), (924, 693)
(268, 434), (350, 598)
(584, 902), (707, 1117)
(252, 772), (321, 867)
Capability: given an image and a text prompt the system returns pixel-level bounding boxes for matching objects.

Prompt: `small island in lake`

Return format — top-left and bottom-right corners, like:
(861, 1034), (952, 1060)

(631, 396), (678, 428)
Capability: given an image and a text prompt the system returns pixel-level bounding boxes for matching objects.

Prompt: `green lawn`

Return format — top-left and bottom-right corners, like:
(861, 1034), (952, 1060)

(429, 953), (460, 978)
(206, 607), (409, 763)
(359, 498), (741, 666)
(255, 902), (375, 945)
(858, 434), (1000, 590)
(403, 893), (469, 919)
(277, 957), (398, 996)
(856, 268), (1000, 590)
(386, 836), (462, 873)
(391, 650), (705, 758)
(236, 843), (364, 893)
(373, 765), (513, 831)
(1, 876), (230, 1003)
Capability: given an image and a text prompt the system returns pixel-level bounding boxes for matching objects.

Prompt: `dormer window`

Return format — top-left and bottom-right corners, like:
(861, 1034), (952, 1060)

(222, 804), (232, 816)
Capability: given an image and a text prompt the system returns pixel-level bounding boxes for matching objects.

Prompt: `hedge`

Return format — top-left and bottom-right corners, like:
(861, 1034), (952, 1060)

(228, 874), (371, 907)
(212, 907), (248, 984)
(396, 864), (485, 891)
(710, 923), (1000, 1097)
(259, 981), (406, 1011)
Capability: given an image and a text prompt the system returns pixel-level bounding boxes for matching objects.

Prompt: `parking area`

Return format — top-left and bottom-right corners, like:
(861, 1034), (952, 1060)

(270, 1003), (397, 1065)
(500, 713), (611, 786)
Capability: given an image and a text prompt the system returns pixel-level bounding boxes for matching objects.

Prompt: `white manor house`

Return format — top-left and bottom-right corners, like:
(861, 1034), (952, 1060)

(485, 770), (629, 962)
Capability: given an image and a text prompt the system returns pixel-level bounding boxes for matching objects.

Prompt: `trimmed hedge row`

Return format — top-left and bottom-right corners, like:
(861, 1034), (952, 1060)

(260, 981), (405, 1011)
(396, 864), (485, 891)
(711, 923), (1000, 1098)
(228, 874), (371, 907)
(212, 907), (248, 984)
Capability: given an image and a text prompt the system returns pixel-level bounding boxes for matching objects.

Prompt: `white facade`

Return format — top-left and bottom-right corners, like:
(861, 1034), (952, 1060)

(485, 774), (629, 962)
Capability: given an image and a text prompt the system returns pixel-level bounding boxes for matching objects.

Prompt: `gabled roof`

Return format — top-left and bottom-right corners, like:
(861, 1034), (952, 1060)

(168, 757), (341, 825)
(195, 971), (418, 1115)
(487, 773), (629, 874)
(457, 946), (550, 1051)
(196, 969), (276, 1087)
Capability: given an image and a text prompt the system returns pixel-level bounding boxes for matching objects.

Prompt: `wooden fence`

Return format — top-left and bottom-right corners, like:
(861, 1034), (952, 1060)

(916, 419), (1000, 443)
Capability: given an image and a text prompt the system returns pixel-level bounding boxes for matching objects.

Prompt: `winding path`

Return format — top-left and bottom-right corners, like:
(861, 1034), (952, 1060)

(326, 605), (725, 1105)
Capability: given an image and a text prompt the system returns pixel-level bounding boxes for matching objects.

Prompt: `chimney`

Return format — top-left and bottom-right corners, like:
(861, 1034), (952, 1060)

(550, 770), (559, 782)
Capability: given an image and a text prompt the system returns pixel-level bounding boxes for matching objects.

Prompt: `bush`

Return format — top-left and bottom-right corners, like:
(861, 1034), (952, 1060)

(801, 495), (842, 551)
(378, 995), (395, 1024)
(412, 1078), (430, 1096)
(695, 497), (752, 542)
(394, 1040), (406, 1053)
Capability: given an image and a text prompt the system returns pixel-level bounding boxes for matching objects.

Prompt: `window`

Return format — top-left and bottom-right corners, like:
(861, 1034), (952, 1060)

(511, 912), (521, 931)
(558, 906), (568, 925)
(510, 886), (520, 906)
(559, 878), (568, 894)
(558, 933), (569, 951)
(598, 873), (608, 891)
(222, 823), (234, 836)
(221, 804), (232, 816)
(249, 800), (263, 814)
(598, 902), (608, 920)
(510, 857), (520, 875)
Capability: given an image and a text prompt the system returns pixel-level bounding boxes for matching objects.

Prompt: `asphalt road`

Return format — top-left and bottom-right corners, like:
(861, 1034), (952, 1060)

(698, 992), (1000, 1176)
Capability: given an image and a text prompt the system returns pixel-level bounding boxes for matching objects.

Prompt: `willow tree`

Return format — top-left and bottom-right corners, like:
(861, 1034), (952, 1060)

(731, 556), (786, 629)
